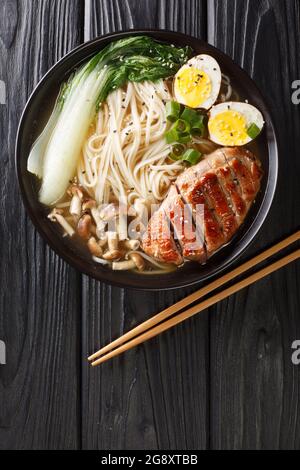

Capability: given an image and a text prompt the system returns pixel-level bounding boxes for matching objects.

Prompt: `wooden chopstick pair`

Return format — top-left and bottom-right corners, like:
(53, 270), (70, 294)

(88, 231), (300, 366)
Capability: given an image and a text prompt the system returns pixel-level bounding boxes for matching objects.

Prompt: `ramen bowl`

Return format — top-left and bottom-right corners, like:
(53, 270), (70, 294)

(16, 30), (278, 290)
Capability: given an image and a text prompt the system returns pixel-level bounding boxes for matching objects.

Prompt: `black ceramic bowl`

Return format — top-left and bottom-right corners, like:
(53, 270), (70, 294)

(16, 30), (278, 290)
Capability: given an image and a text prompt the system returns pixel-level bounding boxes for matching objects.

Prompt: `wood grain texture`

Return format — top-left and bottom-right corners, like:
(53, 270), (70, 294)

(0, 0), (82, 449)
(82, 0), (209, 450)
(208, 0), (300, 450)
(1, 0), (299, 451)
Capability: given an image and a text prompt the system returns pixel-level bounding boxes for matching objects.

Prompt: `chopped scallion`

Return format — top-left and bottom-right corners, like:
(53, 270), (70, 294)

(247, 122), (261, 139)
(165, 127), (191, 144)
(182, 148), (202, 165)
(173, 118), (190, 134)
(180, 107), (199, 123)
(172, 143), (185, 157)
(165, 101), (182, 122)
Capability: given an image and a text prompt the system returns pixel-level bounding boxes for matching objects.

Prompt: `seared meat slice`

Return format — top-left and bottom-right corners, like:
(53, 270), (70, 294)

(198, 173), (238, 240)
(142, 206), (183, 265)
(182, 182), (225, 255)
(222, 147), (262, 204)
(214, 165), (246, 225)
(163, 185), (206, 262)
(142, 147), (262, 264)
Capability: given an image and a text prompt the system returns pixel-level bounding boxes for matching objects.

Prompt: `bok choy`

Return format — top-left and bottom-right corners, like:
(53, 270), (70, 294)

(28, 36), (191, 205)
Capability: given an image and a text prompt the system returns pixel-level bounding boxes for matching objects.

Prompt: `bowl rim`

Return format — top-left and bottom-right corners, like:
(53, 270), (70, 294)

(15, 29), (279, 291)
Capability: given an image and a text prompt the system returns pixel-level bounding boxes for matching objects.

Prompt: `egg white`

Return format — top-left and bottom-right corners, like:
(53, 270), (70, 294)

(174, 54), (222, 109)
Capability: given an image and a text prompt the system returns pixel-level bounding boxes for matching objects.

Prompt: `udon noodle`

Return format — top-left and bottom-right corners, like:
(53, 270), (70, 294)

(77, 80), (183, 207)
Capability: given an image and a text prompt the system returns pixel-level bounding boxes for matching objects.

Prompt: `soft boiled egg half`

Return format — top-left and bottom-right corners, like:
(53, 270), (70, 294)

(174, 54), (221, 109)
(208, 101), (264, 146)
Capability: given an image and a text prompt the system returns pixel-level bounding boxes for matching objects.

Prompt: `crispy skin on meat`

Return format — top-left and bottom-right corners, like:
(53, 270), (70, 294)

(163, 185), (206, 262)
(214, 165), (246, 225)
(221, 147), (262, 204)
(184, 181), (225, 254)
(199, 172), (238, 240)
(141, 206), (183, 265)
(142, 147), (262, 264)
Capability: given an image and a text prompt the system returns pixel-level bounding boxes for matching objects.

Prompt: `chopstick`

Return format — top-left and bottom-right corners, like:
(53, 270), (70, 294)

(88, 230), (300, 364)
(91, 248), (300, 366)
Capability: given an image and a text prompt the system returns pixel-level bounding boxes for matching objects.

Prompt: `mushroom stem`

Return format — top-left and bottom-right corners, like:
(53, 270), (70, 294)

(108, 231), (119, 252)
(112, 260), (136, 271)
(70, 194), (82, 216)
(91, 207), (107, 235)
(48, 209), (75, 237)
(129, 252), (145, 271)
(102, 249), (122, 261)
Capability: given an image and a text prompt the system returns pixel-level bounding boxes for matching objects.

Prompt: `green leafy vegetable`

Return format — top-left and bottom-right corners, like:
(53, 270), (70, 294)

(27, 36), (191, 205)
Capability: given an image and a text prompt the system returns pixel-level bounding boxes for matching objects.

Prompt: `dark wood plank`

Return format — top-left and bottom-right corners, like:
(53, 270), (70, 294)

(208, 0), (300, 449)
(0, 0), (83, 449)
(82, 0), (209, 450)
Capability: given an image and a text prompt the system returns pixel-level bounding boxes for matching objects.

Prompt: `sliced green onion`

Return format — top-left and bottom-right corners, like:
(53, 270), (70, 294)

(247, 122), (261, 139)
(165, 101), (182, 122)
(177, 132), (192, 143)
(182, 148), (202, 165)
(180, 107), (199, 123)
(173, 118), (190, 133)
(169, 152), (182, 161)
(165, 128), (180, 143)
(191, 115), (206, 136)
(172, 143), (185, 157)
(165, 128), (191, 144)
(180, 107), (207, 136)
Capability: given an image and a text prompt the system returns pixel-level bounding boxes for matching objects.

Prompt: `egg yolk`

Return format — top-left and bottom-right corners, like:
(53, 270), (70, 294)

(175, 67), (212, 108)
(208, 110), (249, 145)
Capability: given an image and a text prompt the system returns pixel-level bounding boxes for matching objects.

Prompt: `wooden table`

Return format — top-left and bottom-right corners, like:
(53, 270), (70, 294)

(0, 0), (299, 450)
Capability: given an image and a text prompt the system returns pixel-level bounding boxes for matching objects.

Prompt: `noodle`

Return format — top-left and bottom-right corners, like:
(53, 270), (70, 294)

(77, 80), (182, 206)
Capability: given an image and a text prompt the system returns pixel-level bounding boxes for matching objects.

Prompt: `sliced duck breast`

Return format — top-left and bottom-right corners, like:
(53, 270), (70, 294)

(142, 207), (183, 265)
(142, 147), (262, 264)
